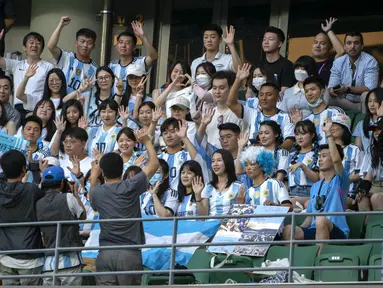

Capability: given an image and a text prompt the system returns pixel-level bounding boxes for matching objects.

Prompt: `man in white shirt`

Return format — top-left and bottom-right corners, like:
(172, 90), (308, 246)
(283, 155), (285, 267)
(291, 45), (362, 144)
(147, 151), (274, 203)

(0, 31), (54, 122)
(48, 16), (98, 93)
(190, 24), (241, 79)
(109, 22), (157, 95)
(204, 71), (245, 149)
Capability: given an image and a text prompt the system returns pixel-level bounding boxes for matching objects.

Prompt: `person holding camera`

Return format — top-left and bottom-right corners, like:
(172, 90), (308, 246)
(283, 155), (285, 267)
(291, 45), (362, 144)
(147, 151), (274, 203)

(283, 118), (350, 253)
(36, 165), (86, 285)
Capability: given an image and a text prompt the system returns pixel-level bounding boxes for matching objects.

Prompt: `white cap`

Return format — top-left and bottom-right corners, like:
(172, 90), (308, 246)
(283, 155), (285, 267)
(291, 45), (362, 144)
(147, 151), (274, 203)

(45, 157), (60, 166)
(126, 64), (147, 77)
(169, 96), (190, 110)
(332, 113), (352, 132)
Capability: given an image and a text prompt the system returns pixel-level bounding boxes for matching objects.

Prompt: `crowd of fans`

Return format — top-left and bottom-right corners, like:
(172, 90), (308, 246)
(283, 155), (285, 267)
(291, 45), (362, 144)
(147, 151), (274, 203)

(0, 14), (382, 285)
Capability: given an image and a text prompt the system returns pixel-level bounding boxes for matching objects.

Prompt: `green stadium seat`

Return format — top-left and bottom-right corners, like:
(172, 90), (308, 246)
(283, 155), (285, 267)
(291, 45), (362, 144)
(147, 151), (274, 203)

(284, 214), (308, 228)
(321, 244), (372, 280)
(265, 245), (319, 279)
(314, 254), (360, 282)
(365, 221), (383, 255)
(208, 254), (253, 284)
(346, 213), (366, 239)
(141, 248), (211, 285)
(368, 254), (382, 281)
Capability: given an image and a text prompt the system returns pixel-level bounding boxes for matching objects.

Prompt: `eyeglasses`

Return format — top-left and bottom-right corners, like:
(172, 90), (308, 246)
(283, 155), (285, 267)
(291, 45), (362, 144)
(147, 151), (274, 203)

(97, 75), (111, 82)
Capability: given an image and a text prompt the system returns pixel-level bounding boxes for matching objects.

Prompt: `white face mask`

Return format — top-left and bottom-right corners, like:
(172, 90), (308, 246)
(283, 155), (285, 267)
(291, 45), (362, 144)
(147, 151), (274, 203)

(294, 70), (309, 82)
(308, 96), (324, 108)
(252, 77), (267, 91)
(195, 74), (211, 87)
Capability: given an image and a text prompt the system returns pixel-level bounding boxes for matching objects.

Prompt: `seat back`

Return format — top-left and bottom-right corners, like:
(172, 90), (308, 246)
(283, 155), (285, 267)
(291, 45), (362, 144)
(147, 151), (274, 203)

(346, 213), (366, 239)
(368, 254), (382, 281)
(208, 254), (253, 284)
(365, 222), (383, 255)
(314, 254), (360, 282)
(266, 245), (319, 279)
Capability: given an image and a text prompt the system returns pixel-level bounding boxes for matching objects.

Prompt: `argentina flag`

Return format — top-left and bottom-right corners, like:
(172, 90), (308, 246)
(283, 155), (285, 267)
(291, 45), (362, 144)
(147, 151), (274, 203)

(82, 215), (220, 270)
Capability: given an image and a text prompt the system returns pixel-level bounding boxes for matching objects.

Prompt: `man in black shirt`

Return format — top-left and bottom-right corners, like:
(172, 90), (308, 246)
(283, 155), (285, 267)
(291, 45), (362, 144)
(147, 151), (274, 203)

(260, 26), (294, 95)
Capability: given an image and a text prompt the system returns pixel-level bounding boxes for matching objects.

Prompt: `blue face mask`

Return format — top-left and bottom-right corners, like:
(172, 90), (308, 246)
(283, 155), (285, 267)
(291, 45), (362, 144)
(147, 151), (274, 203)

(149, 173), (163, 187)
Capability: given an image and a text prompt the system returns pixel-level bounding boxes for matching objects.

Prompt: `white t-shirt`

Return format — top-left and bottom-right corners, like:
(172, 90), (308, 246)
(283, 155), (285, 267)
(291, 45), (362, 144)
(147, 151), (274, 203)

(59, 153), (93, 181)
(205, 107), (244, 149)
(191, 51), (233, 79)
(5, 59), (54, 107)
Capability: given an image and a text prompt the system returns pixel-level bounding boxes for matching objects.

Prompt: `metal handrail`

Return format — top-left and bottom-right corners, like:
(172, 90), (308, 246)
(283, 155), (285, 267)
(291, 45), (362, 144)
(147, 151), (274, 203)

(0, 210), (382, 285)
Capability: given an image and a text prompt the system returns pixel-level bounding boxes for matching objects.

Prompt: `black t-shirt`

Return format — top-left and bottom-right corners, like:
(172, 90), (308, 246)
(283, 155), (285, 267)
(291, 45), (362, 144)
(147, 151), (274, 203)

(260, 55), (295, 89)
(315, 56), (334, 86)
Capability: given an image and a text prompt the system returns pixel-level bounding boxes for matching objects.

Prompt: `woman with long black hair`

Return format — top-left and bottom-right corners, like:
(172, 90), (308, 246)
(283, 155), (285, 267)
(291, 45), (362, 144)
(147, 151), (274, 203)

(176, 160), (206, 217)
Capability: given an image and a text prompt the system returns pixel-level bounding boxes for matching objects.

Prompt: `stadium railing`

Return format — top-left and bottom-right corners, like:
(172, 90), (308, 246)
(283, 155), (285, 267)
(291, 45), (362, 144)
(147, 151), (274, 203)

(1, 210), (383, 285)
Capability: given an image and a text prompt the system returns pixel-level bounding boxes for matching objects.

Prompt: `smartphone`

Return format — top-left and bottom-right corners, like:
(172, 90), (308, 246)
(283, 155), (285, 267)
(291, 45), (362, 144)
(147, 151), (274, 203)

(333, 84), (341, 90)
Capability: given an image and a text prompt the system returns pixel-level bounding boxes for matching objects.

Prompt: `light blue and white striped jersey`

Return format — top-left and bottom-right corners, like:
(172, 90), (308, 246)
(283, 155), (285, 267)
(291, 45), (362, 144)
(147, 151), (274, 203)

(140, 188), (179, 216)
(288, 151), (318, 187)
(201, 181), (244, 216)
(85, 89), (114, 128)
(243, 106), (294, 141)
(57, 50), (97, 93)
(343, 144), (362, 193)
(122, 152), (141, 176)
(108, 57), (147, 95)
(304, 106), (344, 145)
(176, 194), (199, 217)
(274, 148), (289, 176)
(87, 124), (121, 155)
(245, 178), (290, 206)
(158, 150), (191, 190)
(246, 97), (259, 109)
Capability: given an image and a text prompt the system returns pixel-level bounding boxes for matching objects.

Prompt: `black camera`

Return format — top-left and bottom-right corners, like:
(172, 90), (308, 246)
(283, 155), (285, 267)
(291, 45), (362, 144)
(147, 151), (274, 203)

(315, 195), (326, 211)
(355, 180), (372, 201)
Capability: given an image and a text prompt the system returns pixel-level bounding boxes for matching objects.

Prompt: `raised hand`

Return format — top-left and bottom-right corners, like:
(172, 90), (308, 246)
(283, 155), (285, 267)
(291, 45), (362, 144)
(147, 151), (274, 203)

(92, 148), (104, 162)
(26, 146), (33, 163)
(238, 132), (249, 150)
(67, 155), (81, 177)
(237, 185), (246, 204)
(133, 153), (147, 167)
(136, 76), (147, 97)
(60, 16), (71, 27)
(192, 176), (204, 198)
(321, 17), (337, 33)
(90, 158), (101, 178)
(201, 107), (215, 126)
(171, 74), (186, 89)
(149, 180), (161, 195)
(79, 76), (95, 93)
(39, 159), (49, 174)
(377, 103), (383, 117)
(118, 106), (130, 122)
(115, 75), (124, 95)
(152, 106), (162, 123)
(175, 119), (188, 139)
(134, 128), (150, 144)
(78, 116), (88, 130)
(54, 116), (67, 133)
(223, 25), (235, 46)
(131, 21), (145, 38)
(26, 63), (39, 79)
(289, 107), (303, 124)
(322, 118), (333, 135)
(236, 63), (251, 81)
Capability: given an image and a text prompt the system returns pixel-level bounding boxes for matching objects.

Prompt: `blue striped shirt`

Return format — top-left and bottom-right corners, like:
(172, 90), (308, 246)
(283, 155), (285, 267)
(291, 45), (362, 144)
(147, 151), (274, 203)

(328, 52), (379, 102)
